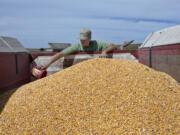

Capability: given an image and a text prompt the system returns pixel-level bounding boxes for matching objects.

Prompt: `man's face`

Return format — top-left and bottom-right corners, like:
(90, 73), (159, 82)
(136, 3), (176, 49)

(80, 37), (91, 47)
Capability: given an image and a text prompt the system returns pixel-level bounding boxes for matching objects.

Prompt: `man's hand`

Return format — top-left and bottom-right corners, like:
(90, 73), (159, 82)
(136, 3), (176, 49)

(99, 51), (108, 58)
(99, 44), (116, 58)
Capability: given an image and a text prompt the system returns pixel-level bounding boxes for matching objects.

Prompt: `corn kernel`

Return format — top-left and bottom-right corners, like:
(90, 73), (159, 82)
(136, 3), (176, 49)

(0, 58), (179, 134)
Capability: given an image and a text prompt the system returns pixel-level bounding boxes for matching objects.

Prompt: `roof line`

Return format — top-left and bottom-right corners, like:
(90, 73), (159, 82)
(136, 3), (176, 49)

(0, 37), (14, 52)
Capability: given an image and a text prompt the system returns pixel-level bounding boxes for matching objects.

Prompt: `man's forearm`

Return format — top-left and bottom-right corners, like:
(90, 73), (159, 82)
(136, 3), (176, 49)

(103, 44), (116, 53)
(46, 52), (65, 67)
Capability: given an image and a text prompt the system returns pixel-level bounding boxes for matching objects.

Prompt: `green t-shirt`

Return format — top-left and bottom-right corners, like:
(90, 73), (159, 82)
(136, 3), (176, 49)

(62, 40), (110, 55)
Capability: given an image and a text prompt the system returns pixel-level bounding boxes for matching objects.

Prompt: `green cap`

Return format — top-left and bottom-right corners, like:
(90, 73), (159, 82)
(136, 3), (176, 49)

(78, 28), (91, 40)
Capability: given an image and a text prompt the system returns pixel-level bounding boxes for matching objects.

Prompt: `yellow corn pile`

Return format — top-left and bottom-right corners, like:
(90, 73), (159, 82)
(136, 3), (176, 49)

(0, 58), (179, 135)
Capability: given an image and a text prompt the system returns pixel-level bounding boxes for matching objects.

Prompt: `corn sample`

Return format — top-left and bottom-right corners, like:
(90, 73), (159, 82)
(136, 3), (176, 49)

(0, 58), (179, 135)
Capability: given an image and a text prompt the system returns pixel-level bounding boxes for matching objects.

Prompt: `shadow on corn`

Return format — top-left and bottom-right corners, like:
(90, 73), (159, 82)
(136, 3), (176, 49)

(0, 88), (17, 114)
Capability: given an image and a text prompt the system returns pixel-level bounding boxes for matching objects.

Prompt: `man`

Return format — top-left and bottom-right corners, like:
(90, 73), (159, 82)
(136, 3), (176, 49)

(40, 28), (116, 69)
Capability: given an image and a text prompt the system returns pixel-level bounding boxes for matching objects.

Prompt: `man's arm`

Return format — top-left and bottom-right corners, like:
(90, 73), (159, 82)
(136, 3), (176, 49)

(103, 44), (116, 53)
(100, 44), (116, 57)
(40, 51), (66, 69)
(40, 44), (80, 69)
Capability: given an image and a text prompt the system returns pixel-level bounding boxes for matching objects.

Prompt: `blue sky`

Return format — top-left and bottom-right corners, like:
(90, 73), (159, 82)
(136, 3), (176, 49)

(0, 0), (179, 48)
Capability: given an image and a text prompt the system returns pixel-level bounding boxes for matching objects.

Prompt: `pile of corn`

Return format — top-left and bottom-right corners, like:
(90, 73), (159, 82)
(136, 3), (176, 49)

(0, 58), (179, 134)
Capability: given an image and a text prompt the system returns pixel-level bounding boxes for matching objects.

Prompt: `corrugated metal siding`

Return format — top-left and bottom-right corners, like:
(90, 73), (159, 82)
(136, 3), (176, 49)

(0, 53), (30, 91)
(48, 43), (71, 49)
(138, 48), (150, 66)
(140, 25), (180, 48)
(138, 44), (180, 82)
(0, 36), (27, 52)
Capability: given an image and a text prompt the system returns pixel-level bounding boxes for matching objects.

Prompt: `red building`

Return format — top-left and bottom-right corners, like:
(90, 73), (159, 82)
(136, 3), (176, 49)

(138, 25), (180, 82)
(0, 37), (30, 91)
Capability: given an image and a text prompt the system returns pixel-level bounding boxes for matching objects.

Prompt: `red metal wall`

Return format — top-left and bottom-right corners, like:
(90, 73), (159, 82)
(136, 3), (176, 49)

(138, 44), (180, 82)
(0, 52), (31, 92)
(138, 48), (150, 66)
(1, 47), (178, 91)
